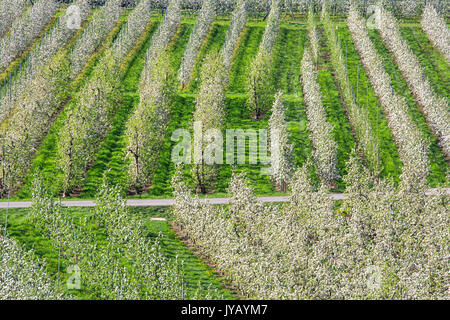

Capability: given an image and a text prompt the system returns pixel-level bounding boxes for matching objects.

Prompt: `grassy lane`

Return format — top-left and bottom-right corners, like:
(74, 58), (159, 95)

(317, 27), (356, 191)
(369, 29), (448, 187)
(84, 23), (193, 197)
(400, 26), (450, 99)
(186, 22), (228, 93)
(339, 26), (402, 183)
(228, 26), (265, 93)
(146, 94), (314, 198)
(16, 13), (131, 199)
(272, 26), (306, 94)
(0, 207), (234, 299)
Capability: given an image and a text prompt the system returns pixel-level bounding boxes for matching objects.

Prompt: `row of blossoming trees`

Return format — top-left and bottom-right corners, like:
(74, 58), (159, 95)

(125, 0), (182, 192)
(172, 152), (449, 299)
(374, 3), (449, 159)
(0, 0), (58, 72)
(301, 9), (338, 185)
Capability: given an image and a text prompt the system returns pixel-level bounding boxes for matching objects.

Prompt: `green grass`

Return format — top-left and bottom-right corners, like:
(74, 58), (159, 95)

(147, 95), (196, 196)
(185, 22), (228, 92)
(0, 206), (235, 300)
(338, 25), (402, 183)
(369, 29), (448, 187)
(317, 27), (356, 190)
(400, 26), (450, 99)
(228, 26), (265, 93)
(16, 14), (131, 199)
(84, 23), (193, 197)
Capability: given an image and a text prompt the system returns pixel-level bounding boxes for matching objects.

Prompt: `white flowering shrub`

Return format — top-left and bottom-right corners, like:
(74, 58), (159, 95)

(321, 8), (379, 172)
(258, 0), (280, 55)
(347, 5), (430, 188)
(306, 8), (319, 65)
(374, 3), (450, 159)
(179, 0), (216, 87)
(301, 48), (339, 183)
(222, 0), (247, 78)
(70, 0), (122, 78)
(141, 0), (181, 87)
(0, 0), (57, 72)
(422, 3), (450, 62)
(191, 52), (227, 193)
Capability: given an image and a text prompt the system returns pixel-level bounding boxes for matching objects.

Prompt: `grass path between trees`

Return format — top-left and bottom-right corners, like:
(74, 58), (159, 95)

(339, 25), (403, 183)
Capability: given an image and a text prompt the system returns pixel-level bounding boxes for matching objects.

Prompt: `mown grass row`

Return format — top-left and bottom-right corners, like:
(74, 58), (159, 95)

(400, 25), (449, 99)
(271, 26), (306, 94)
(368, 29), (448, 186)
(0, 207), (235, 299)
(338, 26), (403, 183)
(228, 26), (265, 93)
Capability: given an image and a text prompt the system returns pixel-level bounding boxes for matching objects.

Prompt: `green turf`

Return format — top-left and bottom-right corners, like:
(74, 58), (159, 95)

(368, 29), (448, 187)
(271, 27), (307, 94)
